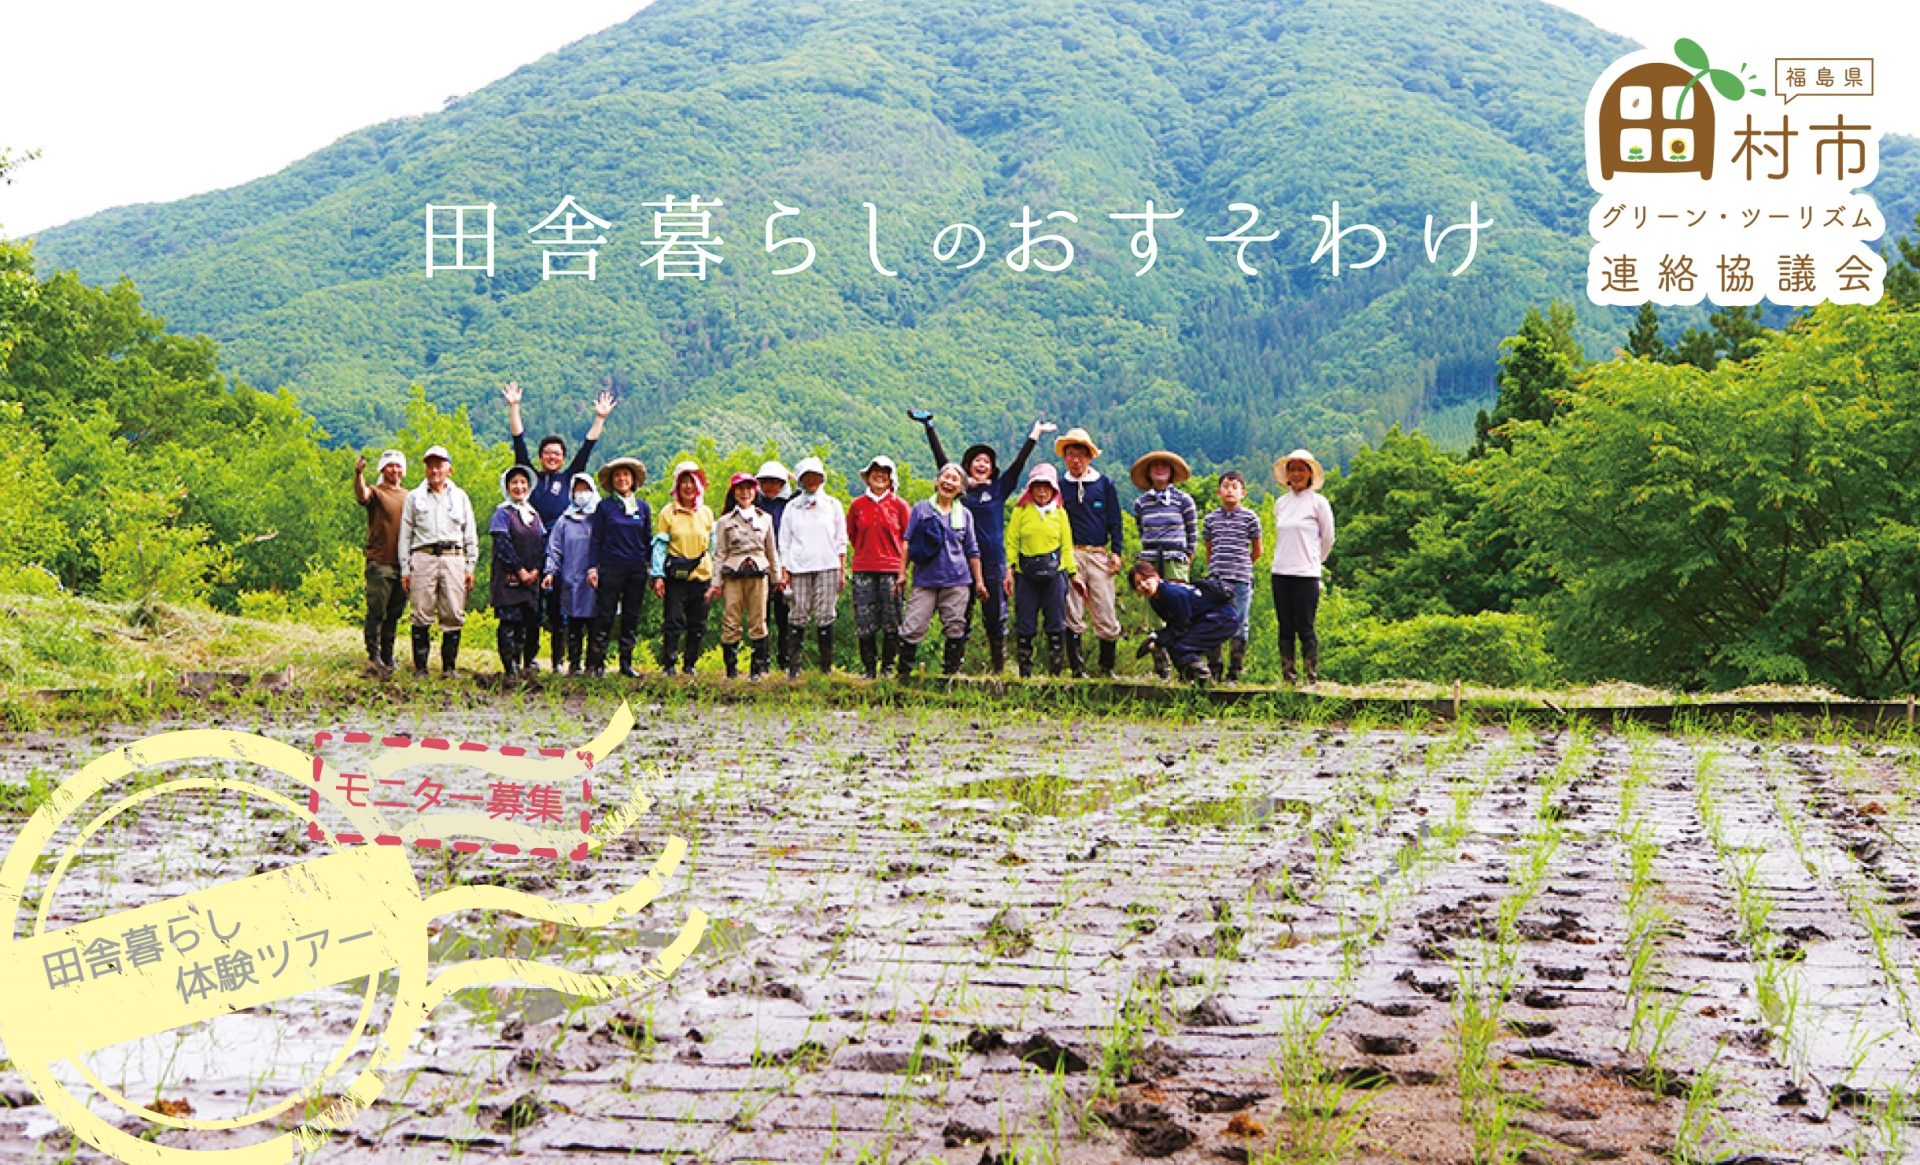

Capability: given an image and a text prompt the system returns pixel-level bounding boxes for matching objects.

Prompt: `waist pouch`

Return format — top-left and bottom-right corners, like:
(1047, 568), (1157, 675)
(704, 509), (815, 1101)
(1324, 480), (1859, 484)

(722, 558), (767, 580)
(664, 553), (703, 581)
(1018, 551), (1061, 579)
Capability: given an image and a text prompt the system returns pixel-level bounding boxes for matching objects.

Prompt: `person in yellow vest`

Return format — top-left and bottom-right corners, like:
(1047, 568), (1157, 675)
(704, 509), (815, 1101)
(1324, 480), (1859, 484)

(1003, 463), (1085, 677)
(650, 461), (716, 675)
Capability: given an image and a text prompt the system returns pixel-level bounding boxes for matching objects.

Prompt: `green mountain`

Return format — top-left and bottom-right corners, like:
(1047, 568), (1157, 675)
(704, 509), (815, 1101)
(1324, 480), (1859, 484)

(25, 0), (1920, 470)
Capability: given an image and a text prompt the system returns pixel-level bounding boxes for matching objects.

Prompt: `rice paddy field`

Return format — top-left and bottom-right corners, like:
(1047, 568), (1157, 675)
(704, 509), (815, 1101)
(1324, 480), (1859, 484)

(3, 693), (1919, 1163)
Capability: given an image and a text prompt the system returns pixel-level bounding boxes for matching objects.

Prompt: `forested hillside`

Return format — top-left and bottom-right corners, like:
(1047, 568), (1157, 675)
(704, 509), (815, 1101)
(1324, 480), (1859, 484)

(39, 0), (1916, 468)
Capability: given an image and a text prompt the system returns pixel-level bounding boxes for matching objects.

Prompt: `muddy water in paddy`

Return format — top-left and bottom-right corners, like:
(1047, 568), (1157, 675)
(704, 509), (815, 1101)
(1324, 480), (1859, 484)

(2, 700), (1917, 1163)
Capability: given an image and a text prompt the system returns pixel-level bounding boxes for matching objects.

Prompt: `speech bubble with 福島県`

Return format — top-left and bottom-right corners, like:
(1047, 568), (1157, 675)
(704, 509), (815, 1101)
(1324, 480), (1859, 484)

(1776, 58), (1873, 103)
(0, 701), (707, 1164)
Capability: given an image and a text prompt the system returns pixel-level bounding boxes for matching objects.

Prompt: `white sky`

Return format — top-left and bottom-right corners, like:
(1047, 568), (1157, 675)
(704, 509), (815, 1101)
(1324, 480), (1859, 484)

(0, 0), (1912, 239)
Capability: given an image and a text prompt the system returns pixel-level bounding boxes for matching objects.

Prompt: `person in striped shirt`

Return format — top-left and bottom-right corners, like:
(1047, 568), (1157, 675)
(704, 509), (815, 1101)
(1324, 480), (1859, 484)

(1201, 471), (1263, 682)
(1129, 451), (1198, 679)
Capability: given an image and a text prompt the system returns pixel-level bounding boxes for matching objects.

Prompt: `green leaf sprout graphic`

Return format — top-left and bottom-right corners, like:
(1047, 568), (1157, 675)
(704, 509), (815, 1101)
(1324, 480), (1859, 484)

(1672, 37), (1769, 116)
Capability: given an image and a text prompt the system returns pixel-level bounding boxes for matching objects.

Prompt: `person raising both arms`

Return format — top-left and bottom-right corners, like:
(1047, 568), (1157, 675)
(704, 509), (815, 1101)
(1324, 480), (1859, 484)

(908, 408), (1055, 673)
(502, 379), (616, 672)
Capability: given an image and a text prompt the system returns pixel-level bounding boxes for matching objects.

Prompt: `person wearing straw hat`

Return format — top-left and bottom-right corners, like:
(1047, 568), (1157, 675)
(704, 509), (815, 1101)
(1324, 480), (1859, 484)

(777, 456), (849, 676)
(488, 465), (547, 678)
(754, 461), (800, 677)
(1271, 449), (1336, 686)
(1055, 427), (1124, 677)
(541, 472), (600, 675)
(398, 445), (478, 675)
(353, 448), (409, 675)
(909, 409), (1056, 673)
(710, 472), (781, 680)
(584, 456), (651, 677)
(1004, 463), (1084, 677)
(846, 455), (912, 679)
(1129, 450), (1199, 679)
(651, 461), (716, 675)
(503, 379), (617, 672)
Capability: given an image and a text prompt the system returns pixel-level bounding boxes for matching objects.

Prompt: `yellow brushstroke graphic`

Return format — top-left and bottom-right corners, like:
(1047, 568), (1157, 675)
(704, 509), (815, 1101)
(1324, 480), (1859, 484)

(0, 701), (708, 1165)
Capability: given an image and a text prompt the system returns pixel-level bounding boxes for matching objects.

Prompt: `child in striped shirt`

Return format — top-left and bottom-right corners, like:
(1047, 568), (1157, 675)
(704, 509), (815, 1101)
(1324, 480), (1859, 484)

(1201, 471), (1263, 682)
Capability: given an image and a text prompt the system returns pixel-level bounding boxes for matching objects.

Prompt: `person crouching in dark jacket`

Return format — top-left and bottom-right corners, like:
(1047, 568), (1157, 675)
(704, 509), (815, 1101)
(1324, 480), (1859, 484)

(1127, 560), (1240, 684)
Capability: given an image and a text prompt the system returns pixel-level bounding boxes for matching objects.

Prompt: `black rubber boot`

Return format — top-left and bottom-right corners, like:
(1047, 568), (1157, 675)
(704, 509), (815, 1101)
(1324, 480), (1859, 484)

(497, 620), (520, 676)
(723, 642), (740, 679)
(551, 618), (567, 673)
(1280, 648), (1298, 686)
(896, 639), (918, 681)
(1046, 633), (1066, 676)
(567, 624), (587, 675)
(618, 643), (639, 678)
(1304, 653), (1319, 686)
(1207, 646), (1224, 678)
(379, 624), (398, 671)
(1227, 640), (1246, 683)
(1153, 643), (1173, 680)
(1097, 639), (1117, 678)
(681, 630), (703, 676)
(411, 625), (431, 674)
(942, 637), (966, 676)
(987, 631), (1006, 675)
(859, 634), (879, 679)
(880, 631), (900, 676)
(749, 637), (770, 681)
(658, 632), (676, 676)
(816, 626), (835, 674)
(1016, 636), (1035, 678)
(521, 619), (540, 673)
(1185, 658), (1214, 685)
(440, 629), (461, 674)
(1065, 634), (1087, 678)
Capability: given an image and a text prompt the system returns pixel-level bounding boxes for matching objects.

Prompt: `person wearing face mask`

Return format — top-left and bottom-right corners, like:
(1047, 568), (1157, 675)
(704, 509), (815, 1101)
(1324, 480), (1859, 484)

(487, 465), (548, 678)
(1271, 449), (1336, 686)
(584, 457), (652, 678)
(398, 445), (477, 675)
(1054, 428), (1124, 678)
(542, 472), (600, 676)
(651, 462), (716, 676)
(353, 448), (409, 676)
(776, 456), (849, 676)
(846, 455), (912, 679)
(896, 462), (987, 679)
(1003, 463), (1084, 677)
(908, 410), (1055, 673)
(503, 380), (616, 673)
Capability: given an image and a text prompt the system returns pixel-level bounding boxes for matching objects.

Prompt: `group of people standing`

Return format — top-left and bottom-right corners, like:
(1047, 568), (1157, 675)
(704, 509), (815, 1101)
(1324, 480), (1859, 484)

(351, 386), (1337, 685)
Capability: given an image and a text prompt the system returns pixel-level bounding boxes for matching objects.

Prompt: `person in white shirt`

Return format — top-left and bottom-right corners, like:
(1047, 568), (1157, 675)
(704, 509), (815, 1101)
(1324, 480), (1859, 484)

(776, 456), (849, 675)
(398, 445), (478, 674)
(1269, 449), (1335, 686)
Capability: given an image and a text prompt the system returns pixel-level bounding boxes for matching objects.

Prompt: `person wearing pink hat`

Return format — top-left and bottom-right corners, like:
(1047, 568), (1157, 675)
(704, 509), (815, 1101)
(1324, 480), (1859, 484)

(1003, 463), (1084, 677)
(710, 472), (781, 679)
(651, 461), (715, 675)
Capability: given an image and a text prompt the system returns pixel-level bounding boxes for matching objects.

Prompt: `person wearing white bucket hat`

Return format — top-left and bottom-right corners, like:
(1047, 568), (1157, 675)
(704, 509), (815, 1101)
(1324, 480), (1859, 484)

(1270, 448), (1336, 685)
(777, 456), (848, 675)
(753, 460), (801, 677)
(352, 448), (409, 675)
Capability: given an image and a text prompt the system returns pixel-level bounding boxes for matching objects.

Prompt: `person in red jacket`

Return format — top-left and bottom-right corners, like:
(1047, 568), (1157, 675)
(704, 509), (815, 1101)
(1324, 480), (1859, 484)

(846, 455), (911, 678)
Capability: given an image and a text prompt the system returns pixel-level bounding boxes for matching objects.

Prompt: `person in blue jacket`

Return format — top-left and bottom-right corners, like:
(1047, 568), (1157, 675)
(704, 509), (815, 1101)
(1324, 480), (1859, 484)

(584, 456), (651, 678)
(504, 379), (616, 671)
(1128, 559), (1240, 684)
(1056, 427), (1126, 678)
(910, 409), (1056, 673)
(541, 472), (599, 675)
